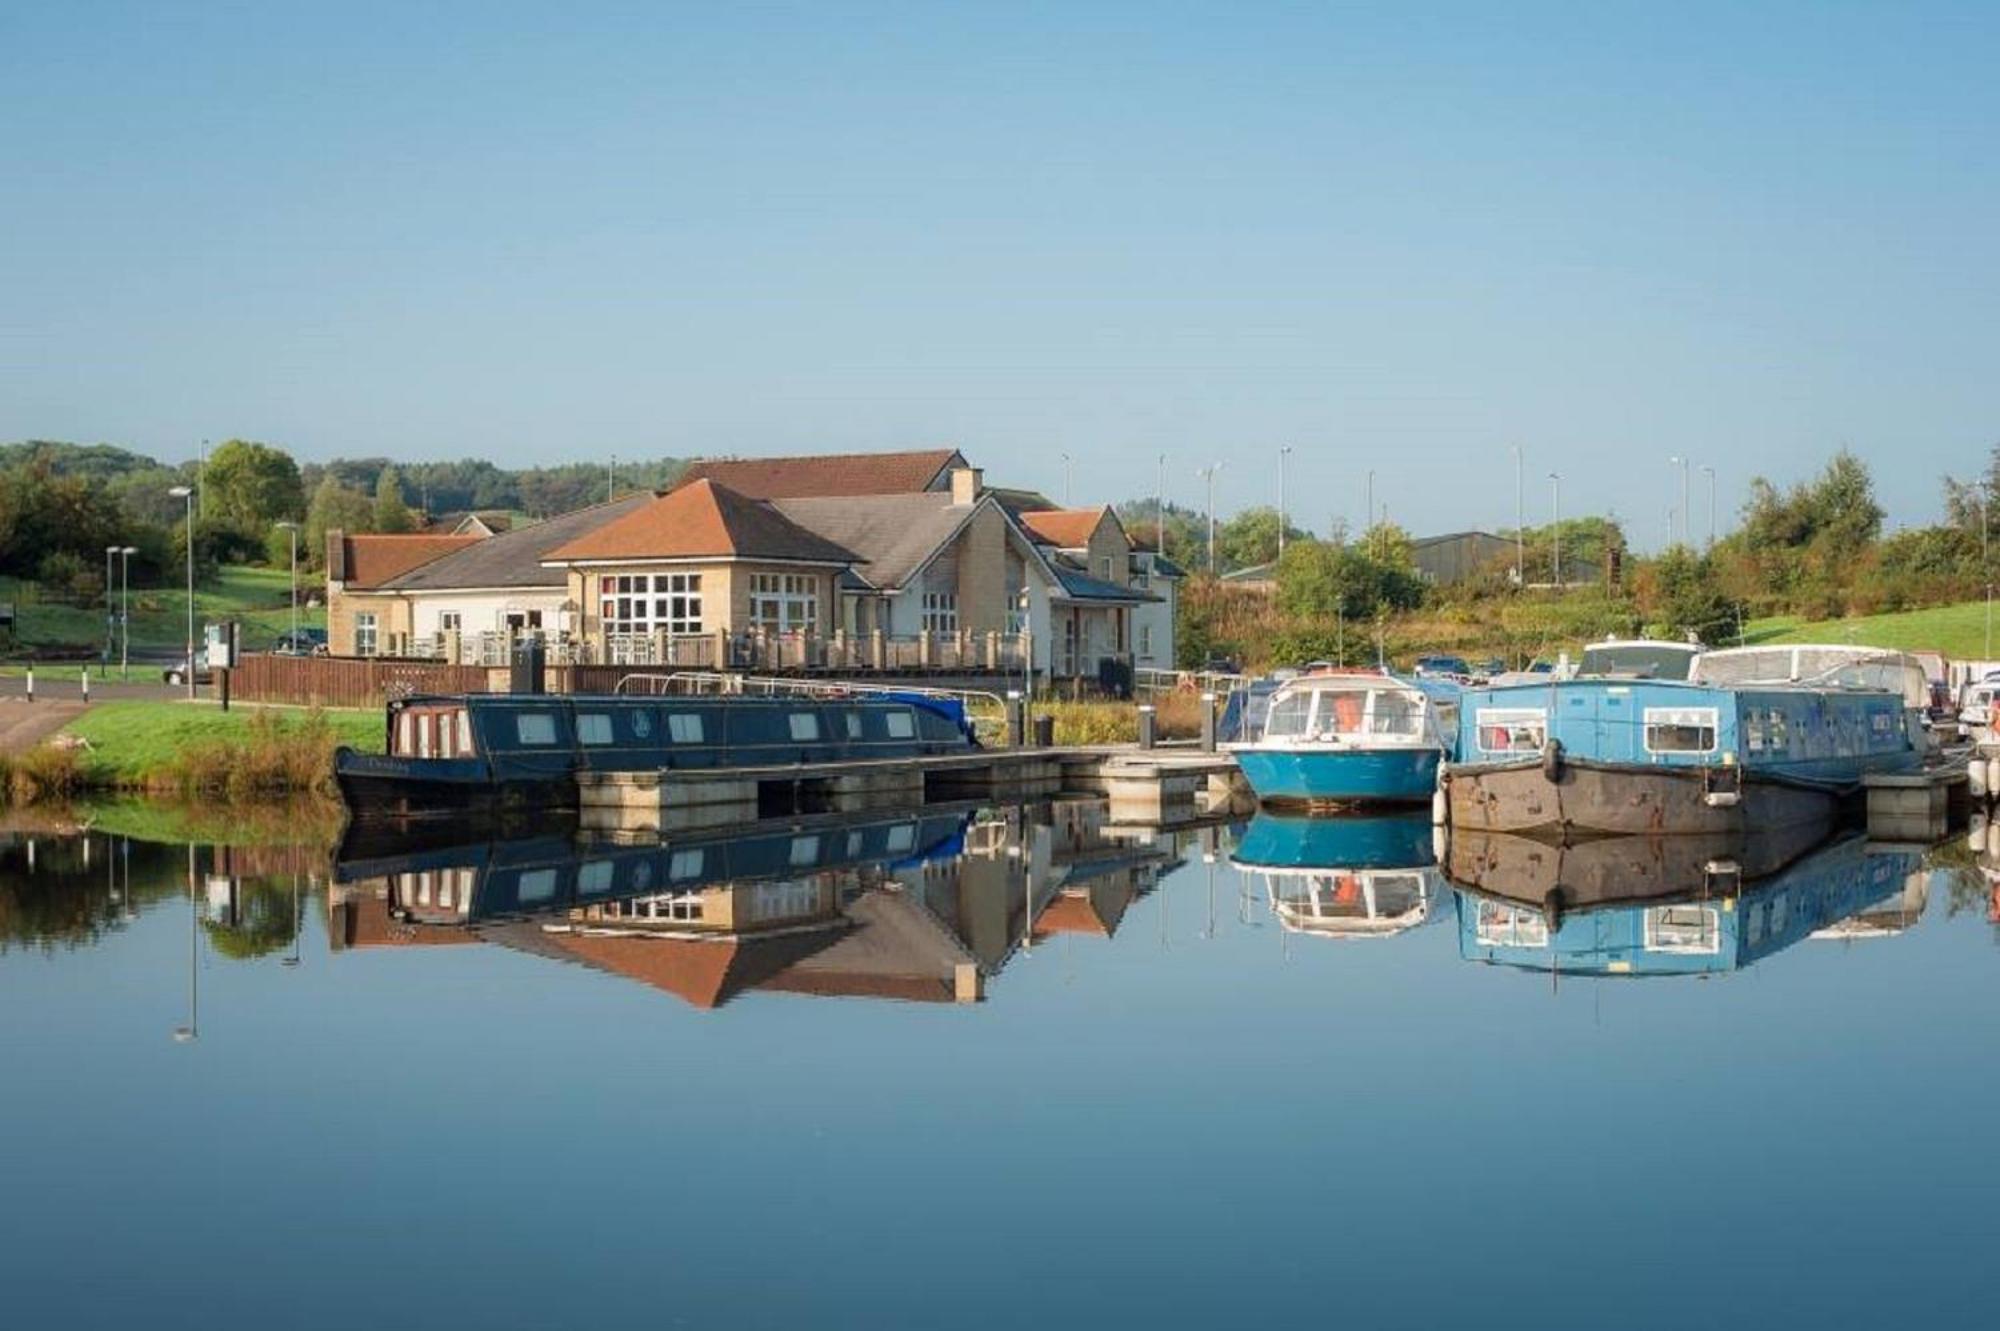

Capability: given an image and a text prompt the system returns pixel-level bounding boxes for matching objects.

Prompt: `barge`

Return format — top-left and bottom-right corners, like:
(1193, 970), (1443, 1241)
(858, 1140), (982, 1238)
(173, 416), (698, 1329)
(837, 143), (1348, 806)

(334, 691), (980, 820)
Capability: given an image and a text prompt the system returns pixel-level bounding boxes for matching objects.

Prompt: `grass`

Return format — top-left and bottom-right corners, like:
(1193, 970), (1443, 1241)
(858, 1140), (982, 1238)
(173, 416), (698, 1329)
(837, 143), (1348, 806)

(1039, 692), (1209, 746)
(76, 795), (346, 847)
(55, 700), (382, 793)
(1743, 599), (1998, 661)
(0, 565), (325, 657)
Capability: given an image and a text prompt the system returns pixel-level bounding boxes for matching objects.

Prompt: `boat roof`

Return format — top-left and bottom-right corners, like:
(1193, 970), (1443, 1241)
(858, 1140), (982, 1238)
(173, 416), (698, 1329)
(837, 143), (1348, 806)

(1585, 638), (1701, 652)
(1690, 644), (1928, 704)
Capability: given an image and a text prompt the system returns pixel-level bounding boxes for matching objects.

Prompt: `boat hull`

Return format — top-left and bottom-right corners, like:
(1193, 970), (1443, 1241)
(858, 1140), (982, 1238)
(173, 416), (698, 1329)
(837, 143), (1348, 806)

(1445, 819), (1834, 913)
(1232, 746), (1441, 807)
(1444, 755), (1838, 838)
(334, 749), (574, 821)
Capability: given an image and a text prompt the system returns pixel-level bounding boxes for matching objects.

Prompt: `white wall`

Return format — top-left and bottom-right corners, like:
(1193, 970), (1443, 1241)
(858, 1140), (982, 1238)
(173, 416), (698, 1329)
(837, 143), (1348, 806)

(409, 589), (571, 639)
(1132, 557), (1178, 670)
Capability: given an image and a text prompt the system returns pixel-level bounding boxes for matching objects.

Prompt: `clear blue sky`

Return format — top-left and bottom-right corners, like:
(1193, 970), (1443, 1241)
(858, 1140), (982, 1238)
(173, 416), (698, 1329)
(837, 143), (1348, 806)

(3, 1), (1995, 547)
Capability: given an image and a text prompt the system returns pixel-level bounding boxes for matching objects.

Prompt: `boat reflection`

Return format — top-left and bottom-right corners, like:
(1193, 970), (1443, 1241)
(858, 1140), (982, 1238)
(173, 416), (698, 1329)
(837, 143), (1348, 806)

(1453, 832), (1927, 977)
(329, 798), (1191, 1007)
(1231, 812), (1441, 938)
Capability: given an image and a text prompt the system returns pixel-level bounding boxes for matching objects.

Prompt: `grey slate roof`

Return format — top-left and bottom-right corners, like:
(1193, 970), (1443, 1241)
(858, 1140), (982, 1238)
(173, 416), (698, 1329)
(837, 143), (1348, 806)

(1054, 566), (1158, 603)
(382, 493), (652, 591)
(770, 492), (980, 591)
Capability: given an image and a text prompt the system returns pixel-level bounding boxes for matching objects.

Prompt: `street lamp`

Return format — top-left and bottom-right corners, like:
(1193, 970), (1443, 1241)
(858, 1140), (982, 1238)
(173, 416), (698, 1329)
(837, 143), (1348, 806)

(274, 520), (300, 651)
(118, 545), (137, 679)
(1060, 452), (1073, 507)
(1197, 463), (1223, 573)
(1700, 465), (1716, 550)
(1510, 444), (1524, 587)
(1548, 472), (1563, 589)
(1155, 453), (1166, 556)
(1365, 469), (1375, 559)
(103, 545), (119, 662)
(1278, 445), (1293, 562)
(169, 485), (195, 699)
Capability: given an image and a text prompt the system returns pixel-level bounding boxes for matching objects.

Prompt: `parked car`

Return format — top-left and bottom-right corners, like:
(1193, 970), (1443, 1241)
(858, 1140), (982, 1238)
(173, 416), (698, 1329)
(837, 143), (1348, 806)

(1412, 654), (1473, 680)
(163, 651), (213, 686)
(273, 628), (328, 656)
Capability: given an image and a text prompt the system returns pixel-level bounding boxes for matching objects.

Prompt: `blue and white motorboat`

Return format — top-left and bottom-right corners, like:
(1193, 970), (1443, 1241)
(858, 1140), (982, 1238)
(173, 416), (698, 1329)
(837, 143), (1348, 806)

(1444, 644), (1929, 838)
(1226, 668), (1460, 806)
(1231, 811), (1441, 939)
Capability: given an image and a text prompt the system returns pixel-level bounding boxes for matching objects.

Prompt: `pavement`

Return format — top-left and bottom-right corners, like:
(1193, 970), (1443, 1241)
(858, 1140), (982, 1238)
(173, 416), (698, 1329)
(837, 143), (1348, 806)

(0, 699), (88, 755)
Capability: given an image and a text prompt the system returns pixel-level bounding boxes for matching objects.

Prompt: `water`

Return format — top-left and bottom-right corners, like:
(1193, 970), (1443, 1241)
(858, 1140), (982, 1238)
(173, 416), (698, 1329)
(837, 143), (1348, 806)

(3, 801), (1997, 1329)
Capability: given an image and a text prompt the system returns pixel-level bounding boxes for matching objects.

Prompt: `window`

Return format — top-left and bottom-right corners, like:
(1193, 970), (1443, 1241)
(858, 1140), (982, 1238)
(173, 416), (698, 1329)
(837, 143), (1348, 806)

(516, 869), (558, 903)
(747, 881), (821, 923)
(502, 609), (543, 631)
(1139, 624), (1154, 657)
(788, 712), (820, 742)
(885, 823), (915, 853)
(457, 711), (473, 754)
(845, 711), (863, 739)
(1366, 690), (1423, 737)
(1131, 560), (1151, 590)
(788, 835), (821, 867)
(1475, 900), (1548, 948)
(1644, 707), (1718, 754)
(668, 713), (705, 743)
(599, 572), (702, 637)
(439, 611), (462, 633)
(515, 712), (559, 745)
(885, 710), (916, 739)
(921, 591), (958, 634)
(1644, 904), (1721, 954)
(668, 849), (705, 881)
(355, 612), (379, 657)
(1100, 556), (1115, 581)
(1264, 690), (1314, 738)
(576, 713), (615, 745)
(1477, 708), (1547, 754)
(577, 860), (615, 895)
(749, 573), (817, 632)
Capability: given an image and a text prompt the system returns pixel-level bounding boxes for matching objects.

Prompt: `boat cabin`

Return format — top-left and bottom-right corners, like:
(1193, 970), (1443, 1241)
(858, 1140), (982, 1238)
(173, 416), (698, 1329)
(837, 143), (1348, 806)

(1575, 638), (1702, 681)
(1257, 670), (1458, 752)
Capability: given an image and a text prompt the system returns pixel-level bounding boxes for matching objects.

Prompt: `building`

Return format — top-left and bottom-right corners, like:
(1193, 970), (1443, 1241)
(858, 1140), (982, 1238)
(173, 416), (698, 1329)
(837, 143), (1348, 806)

(325, 531), (486, 657)
(1409, 531), (1515, 586)
(1016, 506), (1157, 685)
(677, 447), (969, 498)
(1129, 541), (1185, 671)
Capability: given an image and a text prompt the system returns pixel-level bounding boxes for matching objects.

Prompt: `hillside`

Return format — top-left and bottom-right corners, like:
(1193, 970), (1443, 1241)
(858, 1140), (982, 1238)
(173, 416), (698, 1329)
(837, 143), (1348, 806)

(1744, 599), (1996, 662)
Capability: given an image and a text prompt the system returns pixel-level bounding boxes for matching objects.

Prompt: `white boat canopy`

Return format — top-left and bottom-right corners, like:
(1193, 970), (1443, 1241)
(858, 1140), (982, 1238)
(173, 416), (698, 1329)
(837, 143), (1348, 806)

(1689, 644), (1929, 707)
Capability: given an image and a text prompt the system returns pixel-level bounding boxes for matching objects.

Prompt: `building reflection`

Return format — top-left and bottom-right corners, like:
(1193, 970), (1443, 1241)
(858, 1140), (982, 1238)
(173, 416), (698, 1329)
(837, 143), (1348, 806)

(327, 798), (1194, 1008)
(1453, 833), (1928, 977)
(1230, 811), (1442, 939)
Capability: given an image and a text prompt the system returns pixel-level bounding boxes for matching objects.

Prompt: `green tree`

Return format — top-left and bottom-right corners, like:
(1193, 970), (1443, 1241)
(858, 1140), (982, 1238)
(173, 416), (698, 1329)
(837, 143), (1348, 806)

(203, 439), (304, 533)
(305, 475), (376, 567)
(373, 466), (415, 533)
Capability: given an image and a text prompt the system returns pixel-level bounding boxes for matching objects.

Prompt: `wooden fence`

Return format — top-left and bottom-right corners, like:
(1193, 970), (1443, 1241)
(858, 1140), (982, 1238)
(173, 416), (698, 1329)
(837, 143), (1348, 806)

(230, 654), (493, 708)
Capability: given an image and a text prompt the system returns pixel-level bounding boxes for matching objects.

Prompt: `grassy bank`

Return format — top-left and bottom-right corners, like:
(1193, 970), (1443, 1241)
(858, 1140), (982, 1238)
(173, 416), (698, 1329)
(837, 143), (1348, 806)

(1743, 599), (1995, 660)
(1040, 692), (1209, 745)
(0, 701), (383, 801)
(0, 565), (325, 656)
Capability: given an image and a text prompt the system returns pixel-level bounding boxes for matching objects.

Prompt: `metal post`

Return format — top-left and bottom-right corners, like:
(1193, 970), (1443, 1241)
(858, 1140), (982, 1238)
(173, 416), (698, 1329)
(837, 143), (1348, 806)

(1549, 472), (1563, 589)
(1200, 691), (1217, 753)
(1278, 445), (1292, 561)
(119, 546), (135, 680)
(104, 545), (116, 661)
(1701, 465), (1716, 550)
(1061, 451), (1072, 507)
(1156, 453), (1165, 556)
(1984, 491), (1992, 660)
(1365, 469), (1374, 559)
(1512, 444), (1523, 587)
(169, 484), (196, 698)
(81, 668), (88, 704)
(1137, 703), (1157, 750)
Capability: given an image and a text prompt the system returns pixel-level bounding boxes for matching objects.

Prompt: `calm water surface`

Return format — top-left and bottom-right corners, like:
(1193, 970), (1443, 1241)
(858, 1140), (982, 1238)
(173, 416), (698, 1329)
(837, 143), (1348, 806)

(3, 801), (1997, 1329)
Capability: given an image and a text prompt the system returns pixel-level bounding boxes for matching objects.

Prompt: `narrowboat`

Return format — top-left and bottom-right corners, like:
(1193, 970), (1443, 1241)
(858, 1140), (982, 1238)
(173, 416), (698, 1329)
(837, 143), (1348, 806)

(1454, 833), (1923, 977)
(1232, 810), (1440, 938)
(1225, 668), (1460, 806)
(333, 691), (980, 820)
(1444, 645), (1928, 838)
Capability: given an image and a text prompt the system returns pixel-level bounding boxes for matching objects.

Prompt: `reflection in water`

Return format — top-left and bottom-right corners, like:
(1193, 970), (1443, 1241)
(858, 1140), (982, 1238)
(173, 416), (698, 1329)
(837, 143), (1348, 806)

(1231, 812), (1441, 938)
(1454, 833), (1928, 977)
(329, 798), (1193, 1007)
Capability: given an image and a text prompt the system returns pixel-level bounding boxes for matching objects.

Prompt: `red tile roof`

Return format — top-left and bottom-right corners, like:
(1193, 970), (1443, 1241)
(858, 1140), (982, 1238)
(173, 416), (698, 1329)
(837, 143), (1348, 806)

(1031, 893), (1115, 939)
(679, 448), (965, 499)
(1020, 507), (1110, 548)
(335, 533), (485, 589)
(543, 478), (856, 565)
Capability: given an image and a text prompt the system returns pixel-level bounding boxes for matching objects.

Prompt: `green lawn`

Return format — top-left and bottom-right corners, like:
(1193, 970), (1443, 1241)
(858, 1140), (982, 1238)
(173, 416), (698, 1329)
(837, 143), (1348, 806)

(1744, 599), (1999, 661)
(0, 565), (325, 656)
(59, 700), (382, 785)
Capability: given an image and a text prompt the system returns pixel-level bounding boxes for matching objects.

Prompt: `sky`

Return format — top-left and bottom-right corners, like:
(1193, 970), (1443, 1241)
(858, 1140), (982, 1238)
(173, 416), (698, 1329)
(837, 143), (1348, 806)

(3, 1), (1996, 548)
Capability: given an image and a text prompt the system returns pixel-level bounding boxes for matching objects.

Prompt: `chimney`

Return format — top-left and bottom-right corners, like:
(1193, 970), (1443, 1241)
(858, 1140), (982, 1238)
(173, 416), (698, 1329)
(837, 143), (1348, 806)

(949, 466), (984, 505)
(326, 529), (347, 583)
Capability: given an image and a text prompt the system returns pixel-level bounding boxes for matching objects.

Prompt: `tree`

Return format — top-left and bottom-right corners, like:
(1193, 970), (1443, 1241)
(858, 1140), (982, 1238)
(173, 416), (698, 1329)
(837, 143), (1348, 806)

(1637, 548), (1737, 645)
(305, 475), (376, 567)
(374, 466), (415, 533)
(203, 439), (304, 533)
(1214, 506), (1311, 573)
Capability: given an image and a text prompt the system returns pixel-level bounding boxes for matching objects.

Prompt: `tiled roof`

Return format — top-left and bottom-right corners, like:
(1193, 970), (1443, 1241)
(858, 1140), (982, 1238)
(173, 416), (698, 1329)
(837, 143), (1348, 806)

(678, 448), (965, 499)
(384, 494), (650, 590)
(769, 492), (979, 590)
(543, 479), (856, 565)
(333, 533), (485, 589)
(1019, 508), (1109, 549)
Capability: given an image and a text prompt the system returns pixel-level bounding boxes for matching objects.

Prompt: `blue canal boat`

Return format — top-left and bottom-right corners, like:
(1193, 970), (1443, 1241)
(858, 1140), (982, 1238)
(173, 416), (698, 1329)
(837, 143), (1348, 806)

(1231, 811), (1441, 938)
(1226, 669), (1460, 807)
(1444, 644), (1929, 838)
(333, 691), (979, 820)
(1453, 832), (1925, 977)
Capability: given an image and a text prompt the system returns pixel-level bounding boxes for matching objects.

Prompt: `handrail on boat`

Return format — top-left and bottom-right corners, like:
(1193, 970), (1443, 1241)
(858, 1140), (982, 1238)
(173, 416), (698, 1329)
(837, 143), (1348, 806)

(612, 671), (1012, 739)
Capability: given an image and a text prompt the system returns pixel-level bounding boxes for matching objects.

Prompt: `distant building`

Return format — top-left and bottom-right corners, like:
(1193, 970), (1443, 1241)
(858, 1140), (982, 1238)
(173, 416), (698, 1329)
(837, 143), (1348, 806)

(1409, 531), (1515, 586)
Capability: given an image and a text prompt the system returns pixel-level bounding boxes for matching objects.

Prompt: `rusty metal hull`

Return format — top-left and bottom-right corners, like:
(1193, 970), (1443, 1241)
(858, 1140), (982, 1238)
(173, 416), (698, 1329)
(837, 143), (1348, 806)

(1444, 757), (1837, 839)
(1445, 820), (1834, 912)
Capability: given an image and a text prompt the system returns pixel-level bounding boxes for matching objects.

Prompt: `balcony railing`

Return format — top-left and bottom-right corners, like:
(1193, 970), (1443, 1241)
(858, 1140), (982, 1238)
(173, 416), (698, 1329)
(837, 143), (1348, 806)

(403, 627), (1037, 675)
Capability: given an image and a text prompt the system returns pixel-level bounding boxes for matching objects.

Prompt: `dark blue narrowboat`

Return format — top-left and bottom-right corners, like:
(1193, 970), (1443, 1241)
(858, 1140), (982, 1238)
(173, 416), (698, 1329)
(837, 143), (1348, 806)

(333, 691), (980, 820)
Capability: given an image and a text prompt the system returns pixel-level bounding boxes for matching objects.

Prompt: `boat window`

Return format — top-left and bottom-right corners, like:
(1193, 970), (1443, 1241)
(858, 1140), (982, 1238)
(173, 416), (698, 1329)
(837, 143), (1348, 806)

(885, 710), (916, 739)
(788, 712), (820, 742)
(845, 711), (864, 739)
(1644, 707), (1718, 754)
(397, 711), (413, 755)
(668, 849), (705, 881)
(1367, 690), (1423, 736)
(1475, 900), (1548, 947)
(1476, 708), (1546, 753)
(789, 835), (821, 866)
(1264, 690), (1314, 738)
(629, 709), (654, 740)
(667, 713), (705, 744)
(575, 713), (615, 746)
(886, 823), (915, 853)
(516, 869), (558, 903)
(576, 860), (615, 895)
(457, 710), (473, 754)
(515, 712), (560, 746)
(1312, 690), (1368, 737)
(1644, 904), (1720, 954)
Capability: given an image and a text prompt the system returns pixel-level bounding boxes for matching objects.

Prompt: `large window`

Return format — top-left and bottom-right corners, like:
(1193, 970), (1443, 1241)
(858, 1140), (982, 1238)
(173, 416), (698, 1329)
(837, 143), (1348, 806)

(1644, 707), (1719, 754)
(922, 591), (958, 634)
(354, 612), (378, 657)
(1477, 708), (1547, 754)
(600, 573), (703, 637)
(750, 573), (818, 632)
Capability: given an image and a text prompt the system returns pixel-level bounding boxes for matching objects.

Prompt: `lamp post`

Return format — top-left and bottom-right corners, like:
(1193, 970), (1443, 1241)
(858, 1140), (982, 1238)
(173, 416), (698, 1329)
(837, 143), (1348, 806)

(118, 545), (137, 679)
(1511, 444), (1524, 587)
(1982, 489), (1992, 660)
(1155, 453), (1166, 556)
(1197, 463), (1222, 573)
(274, 520), (300, 650)
(1549, 472), (1563, 589)
(1278, 445), (1293, 561)
(1061, 451), (1073, 507)
(172, 843), (198, 1044)
(169, 485), (195, 698)
(103, 545), (118, 663)
(1700, 465), (1716, 550)
(1365, 469), (1375, 559)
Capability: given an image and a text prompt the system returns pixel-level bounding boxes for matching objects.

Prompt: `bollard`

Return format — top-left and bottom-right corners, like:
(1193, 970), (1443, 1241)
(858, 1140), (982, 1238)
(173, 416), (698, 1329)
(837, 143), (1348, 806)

(81, 668), (89, 704)
(1006, 690), (1024, 747)
(1199, 691), (1217, 753)
(1136, 703), (1157, 750)
(25, 668), (32, 703)
(1032, 712), (1055, 747)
